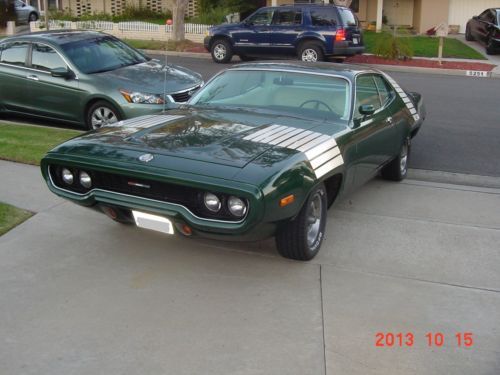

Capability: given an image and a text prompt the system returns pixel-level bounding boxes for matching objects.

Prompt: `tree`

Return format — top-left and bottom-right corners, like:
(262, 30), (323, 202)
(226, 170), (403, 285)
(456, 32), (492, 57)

(169, 0), (189, 41)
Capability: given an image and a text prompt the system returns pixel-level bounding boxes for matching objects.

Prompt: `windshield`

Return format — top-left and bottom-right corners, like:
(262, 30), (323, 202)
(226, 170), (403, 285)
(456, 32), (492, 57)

(61, 36), (148, 74)
(190, 70), (350, 121)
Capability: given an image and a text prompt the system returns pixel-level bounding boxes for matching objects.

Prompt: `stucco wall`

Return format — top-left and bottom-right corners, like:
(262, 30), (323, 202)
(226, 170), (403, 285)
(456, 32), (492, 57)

(413, 0), (449, 33)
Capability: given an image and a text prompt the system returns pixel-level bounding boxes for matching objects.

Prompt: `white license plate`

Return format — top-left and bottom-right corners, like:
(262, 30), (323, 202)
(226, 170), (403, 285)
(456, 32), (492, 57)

(353, 37), (359, 44)
(132, 211), (174, 235)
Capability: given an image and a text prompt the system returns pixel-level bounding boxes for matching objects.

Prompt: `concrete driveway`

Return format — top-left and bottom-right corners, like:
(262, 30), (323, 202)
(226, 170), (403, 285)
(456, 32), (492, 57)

(1, 160), (499, 375)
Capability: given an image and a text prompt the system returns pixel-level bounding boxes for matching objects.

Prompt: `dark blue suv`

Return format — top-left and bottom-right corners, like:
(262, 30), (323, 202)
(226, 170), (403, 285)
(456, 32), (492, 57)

(204, 4), (364, 63)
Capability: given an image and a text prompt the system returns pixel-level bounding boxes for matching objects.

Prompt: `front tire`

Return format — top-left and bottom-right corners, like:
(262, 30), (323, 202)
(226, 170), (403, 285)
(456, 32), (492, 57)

(465, 24), (474, 41)
(210, 39), (233, 63)
(298, 42), (325, 62)
(486, 38), (496, 55)
(275, 184), (327, 261)
(381, 139), (410, 181)
(86, 101), (121, 130)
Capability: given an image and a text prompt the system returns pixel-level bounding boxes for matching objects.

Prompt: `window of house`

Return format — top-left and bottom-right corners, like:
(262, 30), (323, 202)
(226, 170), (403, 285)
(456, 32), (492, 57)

(0, 42), (29, 67)
(310, 8), (338, 27)
(275, 10), (302, 25)
(31, 43), (67, 72)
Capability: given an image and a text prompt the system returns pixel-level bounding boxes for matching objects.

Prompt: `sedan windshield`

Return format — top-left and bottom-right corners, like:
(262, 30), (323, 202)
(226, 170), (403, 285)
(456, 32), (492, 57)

(190, 70), (350, 121)
(61, 36), (148, 74)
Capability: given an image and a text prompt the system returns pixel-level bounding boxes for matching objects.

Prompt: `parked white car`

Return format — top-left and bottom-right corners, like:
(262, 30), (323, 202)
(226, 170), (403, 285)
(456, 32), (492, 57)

(14, 0), (39, 23)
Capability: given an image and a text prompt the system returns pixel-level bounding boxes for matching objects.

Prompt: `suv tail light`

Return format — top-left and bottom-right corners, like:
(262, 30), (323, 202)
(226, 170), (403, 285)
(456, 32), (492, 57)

(335, 28), (346, 42)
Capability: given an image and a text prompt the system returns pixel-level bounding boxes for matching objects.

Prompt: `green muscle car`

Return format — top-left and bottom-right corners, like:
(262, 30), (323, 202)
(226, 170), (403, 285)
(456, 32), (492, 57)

(41, 62), (425, 260)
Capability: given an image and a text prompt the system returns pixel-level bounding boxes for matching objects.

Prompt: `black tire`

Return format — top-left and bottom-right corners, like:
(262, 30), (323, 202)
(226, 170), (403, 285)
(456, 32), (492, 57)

(298, 42), (325, 62)
(29, 12), (38, 22)
(486, 38), (496, 55)
(239, 54), (255, 62)
(86, 100), (121, 130)
(210, 38), (233, 63)
(465, 24), (474, 41)
(381, 139), (410, 181)
(275, 184), (327, 261)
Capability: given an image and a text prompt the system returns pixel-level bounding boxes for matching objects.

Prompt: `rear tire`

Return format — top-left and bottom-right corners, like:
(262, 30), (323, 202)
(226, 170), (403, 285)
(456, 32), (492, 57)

(86, 100), (121, 130)
(298, 42), (325, 62)
(210, 39), (233, 63)
(381, 139), (410, 181)
(29, 12), (38, 22)
(465, 24), (474, 41)
(275, 184), (327, 261)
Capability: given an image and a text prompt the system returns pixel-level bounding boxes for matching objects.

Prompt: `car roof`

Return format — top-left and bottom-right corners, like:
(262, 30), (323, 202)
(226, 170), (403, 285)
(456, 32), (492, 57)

(227, 61), (380, 79)
(1, 30), (109, 46)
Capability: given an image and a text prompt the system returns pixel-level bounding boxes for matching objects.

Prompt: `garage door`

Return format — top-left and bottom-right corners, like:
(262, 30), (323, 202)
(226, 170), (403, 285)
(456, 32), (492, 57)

(449, 0), (500, 33)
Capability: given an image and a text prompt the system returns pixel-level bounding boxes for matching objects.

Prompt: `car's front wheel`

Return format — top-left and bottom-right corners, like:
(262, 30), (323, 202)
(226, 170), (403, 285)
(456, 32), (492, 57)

(275, 184), (327, 261)
(86, 101), (121, 130)
(486, 38), (496, 55)
(381, 139), (410, 181)
(211, 39), (233, 63)
(465, 24), (474, 41)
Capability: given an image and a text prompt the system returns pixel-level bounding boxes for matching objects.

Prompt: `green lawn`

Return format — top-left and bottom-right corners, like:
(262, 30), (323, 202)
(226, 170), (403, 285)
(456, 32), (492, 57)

(125, 38), (199, 51)
(363, 31), (486, 60)
(0, 202), (32, 236)
(0, 123), (81, 166)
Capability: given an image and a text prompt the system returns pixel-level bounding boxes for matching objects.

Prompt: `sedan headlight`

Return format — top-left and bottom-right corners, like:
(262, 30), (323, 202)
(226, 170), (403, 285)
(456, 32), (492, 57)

(227, 196), (247, 218)
(120, 90), (165, 105)
(204, 192), (221, 212)
(79, 171), (92, 189)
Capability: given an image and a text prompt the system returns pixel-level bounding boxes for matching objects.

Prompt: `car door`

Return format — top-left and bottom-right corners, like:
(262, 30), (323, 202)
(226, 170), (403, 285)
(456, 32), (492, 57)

(269, 8), (303, 55)
(350, 74), (400, 186)
(0, 41), (30, 112)
(24, 42), (84, 123)
(475, 9), (493, 42)
(233, 8), (275, 54)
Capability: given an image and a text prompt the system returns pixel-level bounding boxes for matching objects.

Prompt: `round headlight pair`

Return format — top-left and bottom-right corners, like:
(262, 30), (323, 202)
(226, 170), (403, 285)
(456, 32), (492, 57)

(203, 193), (247, 218)
(61, 168), (92, 189)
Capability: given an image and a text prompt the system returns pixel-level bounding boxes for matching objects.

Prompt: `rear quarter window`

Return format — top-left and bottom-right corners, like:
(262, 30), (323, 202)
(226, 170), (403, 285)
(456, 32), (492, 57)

(338, 8), (358, 26)
(310, 8), (338, 27)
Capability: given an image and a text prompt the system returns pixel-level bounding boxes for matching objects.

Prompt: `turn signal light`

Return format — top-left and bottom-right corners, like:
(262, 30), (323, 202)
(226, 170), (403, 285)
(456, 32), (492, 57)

(335, 28), (346, 41)
(280, 194), (295, 207)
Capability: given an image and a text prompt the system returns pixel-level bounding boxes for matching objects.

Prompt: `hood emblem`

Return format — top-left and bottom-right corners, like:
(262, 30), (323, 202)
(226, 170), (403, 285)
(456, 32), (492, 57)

(138, 153), (154, 163)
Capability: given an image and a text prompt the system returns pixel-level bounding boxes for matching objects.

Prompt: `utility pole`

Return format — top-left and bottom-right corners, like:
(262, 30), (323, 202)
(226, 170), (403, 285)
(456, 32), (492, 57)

(43, 0), (49, 30)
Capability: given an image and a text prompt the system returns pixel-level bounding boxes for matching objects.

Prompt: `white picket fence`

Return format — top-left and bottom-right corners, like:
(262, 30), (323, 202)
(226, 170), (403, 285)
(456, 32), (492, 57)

(76, 20), (114, 31)
(118, 21), (160, 32)
(166, 23), (212, 34)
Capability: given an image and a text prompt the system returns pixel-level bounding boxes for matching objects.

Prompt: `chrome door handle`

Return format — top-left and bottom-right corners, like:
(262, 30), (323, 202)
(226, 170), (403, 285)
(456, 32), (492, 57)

(27, 74), (39, 81)
(386, 117), (393, 125)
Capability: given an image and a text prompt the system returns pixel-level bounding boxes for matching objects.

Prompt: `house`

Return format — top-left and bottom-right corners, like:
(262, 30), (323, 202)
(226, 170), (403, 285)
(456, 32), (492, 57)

(266, 0), (500, 34)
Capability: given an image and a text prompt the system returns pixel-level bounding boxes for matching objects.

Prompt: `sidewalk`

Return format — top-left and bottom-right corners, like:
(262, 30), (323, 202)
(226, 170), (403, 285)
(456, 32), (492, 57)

(450, 34), (500, 76)
(1, 160), (499, 374)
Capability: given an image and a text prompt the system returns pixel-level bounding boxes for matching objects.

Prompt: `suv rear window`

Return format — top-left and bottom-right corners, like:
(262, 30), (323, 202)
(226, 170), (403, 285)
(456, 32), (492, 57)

(338, 8), (358, 26)
(310, 8), (338, 27)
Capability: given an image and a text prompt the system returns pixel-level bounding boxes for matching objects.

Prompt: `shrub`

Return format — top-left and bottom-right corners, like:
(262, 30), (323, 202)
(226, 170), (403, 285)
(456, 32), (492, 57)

(188, 6), (230, 25)
(373, 32), (414, 60)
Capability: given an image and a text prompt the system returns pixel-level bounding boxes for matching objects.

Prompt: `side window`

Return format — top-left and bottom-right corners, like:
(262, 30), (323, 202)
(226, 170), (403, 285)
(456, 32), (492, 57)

(274, 10), (302, 26)
(31, 43), (67, 72)
(310, 8), (337, 27)
(0, 42), (29, 67)
(247, 9), (275, 26)
(355, 75), (381, 118)
(373, 75), (395, 107)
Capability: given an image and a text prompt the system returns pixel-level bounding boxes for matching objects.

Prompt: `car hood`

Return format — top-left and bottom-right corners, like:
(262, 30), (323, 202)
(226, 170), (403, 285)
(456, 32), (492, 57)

(54, 109), (347, 171)
(94, 60), (203, 94)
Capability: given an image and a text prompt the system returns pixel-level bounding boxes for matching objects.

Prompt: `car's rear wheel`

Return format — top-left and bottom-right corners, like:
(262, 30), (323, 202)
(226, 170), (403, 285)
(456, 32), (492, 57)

(29, 12), (38, 22)
(465, 24), (474, 41)
(211, 39), (233, 63)
(86, 101), (121, 130)
(298, 42), (325, 62)
(275, 184), (327, 261)
(381, 139), (410, 181)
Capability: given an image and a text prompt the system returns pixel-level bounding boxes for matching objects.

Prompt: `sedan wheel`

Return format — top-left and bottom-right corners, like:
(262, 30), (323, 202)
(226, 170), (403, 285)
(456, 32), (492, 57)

(86, 101), (121, 130)
(29, 12), (38, 22)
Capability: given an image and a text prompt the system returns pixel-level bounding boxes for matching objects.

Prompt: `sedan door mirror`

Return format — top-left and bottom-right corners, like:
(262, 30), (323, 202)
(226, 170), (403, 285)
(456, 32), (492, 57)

(359, 104), (376, 116)
(50, 67), (74, 79)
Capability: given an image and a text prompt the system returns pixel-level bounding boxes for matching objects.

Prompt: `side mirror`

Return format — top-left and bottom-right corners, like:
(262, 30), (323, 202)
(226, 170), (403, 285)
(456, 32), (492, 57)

(359, 104), (375, 116)
(50, 67), (74, 79)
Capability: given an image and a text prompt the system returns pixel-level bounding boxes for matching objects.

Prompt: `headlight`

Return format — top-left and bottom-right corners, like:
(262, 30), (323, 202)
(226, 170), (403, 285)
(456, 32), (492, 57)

(204, 192), (221, 212)
(228, 196), (247, 218)
(120, 90), (165, 104)
(61, 168), (74, 185)
(79, 171), (92, 189)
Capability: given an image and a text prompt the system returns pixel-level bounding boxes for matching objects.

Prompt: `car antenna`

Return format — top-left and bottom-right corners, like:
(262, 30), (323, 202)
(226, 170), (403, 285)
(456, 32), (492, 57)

(163, 18), (173, 114)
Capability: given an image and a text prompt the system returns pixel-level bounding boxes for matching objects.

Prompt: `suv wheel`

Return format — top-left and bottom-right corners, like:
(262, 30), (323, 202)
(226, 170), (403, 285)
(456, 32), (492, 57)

(298, 42), (324, 62)
(211, 39), (233, 63)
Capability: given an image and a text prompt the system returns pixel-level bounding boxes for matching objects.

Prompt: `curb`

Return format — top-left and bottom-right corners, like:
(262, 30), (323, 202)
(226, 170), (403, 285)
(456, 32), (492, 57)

(143, 49), (500, 78)
(408, 168), (500, 190)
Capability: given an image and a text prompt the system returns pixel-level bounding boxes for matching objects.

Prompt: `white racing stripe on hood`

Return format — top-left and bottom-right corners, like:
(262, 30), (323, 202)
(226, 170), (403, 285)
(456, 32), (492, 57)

(244, 124), (344, 179)
(383, 73), (420, 123)
(112, 115), (185, 129)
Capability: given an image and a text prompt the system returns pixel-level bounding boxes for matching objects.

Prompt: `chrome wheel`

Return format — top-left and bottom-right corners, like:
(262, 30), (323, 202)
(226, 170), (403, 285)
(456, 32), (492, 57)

(400, 143), (408, 175)
(302, 48), (318, 62)
(213, 44), (227, 61)
(306, 192), (323, 248)
(91, 107), (118, 129)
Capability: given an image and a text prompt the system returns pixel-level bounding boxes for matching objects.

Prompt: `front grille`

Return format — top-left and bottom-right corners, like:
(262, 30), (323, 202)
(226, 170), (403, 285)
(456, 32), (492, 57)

(49, 165), (244, 222)
(171, 86), (200, 103)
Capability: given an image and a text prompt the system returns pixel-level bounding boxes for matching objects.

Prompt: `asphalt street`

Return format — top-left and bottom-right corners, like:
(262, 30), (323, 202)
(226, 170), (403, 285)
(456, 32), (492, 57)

(155, 55), (500, 178)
